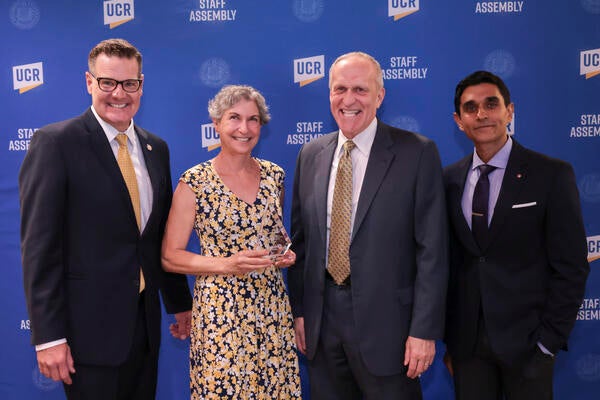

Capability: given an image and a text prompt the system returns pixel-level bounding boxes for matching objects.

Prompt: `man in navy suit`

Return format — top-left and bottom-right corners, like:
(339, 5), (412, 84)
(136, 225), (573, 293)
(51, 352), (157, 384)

(444, 70), (589, 399)
(19, 38), (192, 399)
(288, 51), (448, 399)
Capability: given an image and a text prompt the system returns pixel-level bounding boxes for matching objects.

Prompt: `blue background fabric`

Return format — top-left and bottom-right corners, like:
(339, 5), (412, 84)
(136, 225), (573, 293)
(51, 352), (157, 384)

(2, 1), (599, 398)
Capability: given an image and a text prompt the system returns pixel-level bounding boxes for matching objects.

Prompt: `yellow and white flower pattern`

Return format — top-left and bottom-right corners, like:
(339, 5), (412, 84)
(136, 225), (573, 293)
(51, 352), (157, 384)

(181, 159), (301, 399)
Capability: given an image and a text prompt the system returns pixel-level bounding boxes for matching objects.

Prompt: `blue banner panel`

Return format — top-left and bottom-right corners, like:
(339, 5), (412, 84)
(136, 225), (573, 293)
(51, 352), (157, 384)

(2, 1), (599, 399)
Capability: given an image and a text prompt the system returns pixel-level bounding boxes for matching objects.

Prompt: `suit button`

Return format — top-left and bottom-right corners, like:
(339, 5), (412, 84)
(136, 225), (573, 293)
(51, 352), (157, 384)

(479, 257), (486, 263)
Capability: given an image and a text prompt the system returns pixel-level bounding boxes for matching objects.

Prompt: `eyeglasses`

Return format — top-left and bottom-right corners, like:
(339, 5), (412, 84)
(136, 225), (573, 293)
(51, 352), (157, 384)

(88, 71), (143, 93)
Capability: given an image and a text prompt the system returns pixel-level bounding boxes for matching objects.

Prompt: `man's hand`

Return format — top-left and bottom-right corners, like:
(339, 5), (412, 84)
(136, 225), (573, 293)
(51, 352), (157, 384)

(404, 336), (435, 379)
(294, 317), (306, 355)
(37, 343), (75, 384)
(170, 310), (192, 340)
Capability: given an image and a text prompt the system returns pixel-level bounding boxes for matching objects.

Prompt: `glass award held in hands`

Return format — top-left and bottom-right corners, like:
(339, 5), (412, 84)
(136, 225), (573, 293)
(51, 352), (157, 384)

(254, 194), (292, 262)
(264, 212), (292, 262)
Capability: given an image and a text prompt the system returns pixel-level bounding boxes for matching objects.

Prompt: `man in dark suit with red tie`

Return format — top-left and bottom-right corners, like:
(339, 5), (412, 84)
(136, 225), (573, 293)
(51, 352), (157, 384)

(19, 38), (192, 399)
(444, 70), (589, 399)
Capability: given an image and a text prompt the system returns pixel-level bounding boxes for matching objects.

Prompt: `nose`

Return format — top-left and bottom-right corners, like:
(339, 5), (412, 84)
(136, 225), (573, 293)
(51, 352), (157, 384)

(111, 83), (127, 96)
(238, 119), (248, 133)
(476, 106), (488, 119)
(341, 91), (356, 106)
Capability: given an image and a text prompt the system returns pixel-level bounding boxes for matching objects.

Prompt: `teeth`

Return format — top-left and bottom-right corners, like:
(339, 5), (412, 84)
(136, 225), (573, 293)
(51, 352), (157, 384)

(342, 110), (359, 116)
(233, 137), (250, 142)
(110, 103), (127, 109)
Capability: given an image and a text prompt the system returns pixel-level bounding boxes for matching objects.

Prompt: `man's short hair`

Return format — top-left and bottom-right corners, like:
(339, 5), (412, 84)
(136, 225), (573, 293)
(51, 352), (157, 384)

(88, 38), (142, 76)
(454, 70), (511, 115)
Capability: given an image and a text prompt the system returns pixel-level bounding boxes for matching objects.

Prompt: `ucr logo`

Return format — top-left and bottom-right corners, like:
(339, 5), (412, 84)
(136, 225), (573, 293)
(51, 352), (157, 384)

(201, 123), (221, 151)
(581, 48), (600, 79)
(13, 62), (43, 93)
(104, 0), (134, 29)
(294, 55), (325, 87)
(588, 235), (600, 263)
(388, 0), (419, 21)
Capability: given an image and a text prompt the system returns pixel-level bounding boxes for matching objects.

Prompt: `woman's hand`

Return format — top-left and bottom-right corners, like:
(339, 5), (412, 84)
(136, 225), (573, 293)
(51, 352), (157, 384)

(225, 249), (272, 274)
(274, 248), (296, 269)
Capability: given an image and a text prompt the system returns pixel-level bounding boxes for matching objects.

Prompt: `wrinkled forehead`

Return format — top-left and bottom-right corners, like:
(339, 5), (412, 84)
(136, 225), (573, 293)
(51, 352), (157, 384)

(331, 58), (379, 86)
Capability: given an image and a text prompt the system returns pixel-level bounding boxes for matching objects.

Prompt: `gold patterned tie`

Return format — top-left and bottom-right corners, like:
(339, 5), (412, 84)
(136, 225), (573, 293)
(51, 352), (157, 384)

(116, 133), (145, 292)
(327, 140), (355, 284)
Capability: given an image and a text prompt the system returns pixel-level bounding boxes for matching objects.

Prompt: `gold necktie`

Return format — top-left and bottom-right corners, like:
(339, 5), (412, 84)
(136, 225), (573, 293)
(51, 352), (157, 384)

(116, 133), (145, 292)
(327, 140), (355, 284)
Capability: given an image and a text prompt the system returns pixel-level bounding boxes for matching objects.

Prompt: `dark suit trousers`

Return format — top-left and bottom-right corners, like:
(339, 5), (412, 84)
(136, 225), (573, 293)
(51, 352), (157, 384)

(308, 276), (422, 400)
(64, 293), (158, 400)
(453, 317), (555, 400)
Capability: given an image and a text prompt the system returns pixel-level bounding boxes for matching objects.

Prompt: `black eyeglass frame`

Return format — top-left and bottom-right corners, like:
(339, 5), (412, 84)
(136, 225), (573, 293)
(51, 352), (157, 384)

(88, 71), (143, 93)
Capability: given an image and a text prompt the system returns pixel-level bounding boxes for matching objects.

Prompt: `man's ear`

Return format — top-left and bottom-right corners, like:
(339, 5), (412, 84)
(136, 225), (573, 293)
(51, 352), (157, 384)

(453, 112), (464, 131)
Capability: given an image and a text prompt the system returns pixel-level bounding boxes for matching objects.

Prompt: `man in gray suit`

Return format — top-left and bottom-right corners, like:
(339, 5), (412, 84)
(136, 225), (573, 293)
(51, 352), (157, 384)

(288, 51), (448, 399)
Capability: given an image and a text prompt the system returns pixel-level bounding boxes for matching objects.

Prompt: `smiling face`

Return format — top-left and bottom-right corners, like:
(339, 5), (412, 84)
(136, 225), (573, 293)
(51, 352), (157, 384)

(329, 55), (385, 139)
(453, 82), (514, 159)
(213, 99), (261, 156)
(86, 54), (143, 132)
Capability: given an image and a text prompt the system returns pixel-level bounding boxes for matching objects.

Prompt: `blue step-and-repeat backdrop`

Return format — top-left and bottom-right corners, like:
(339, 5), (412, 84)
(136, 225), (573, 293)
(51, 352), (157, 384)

(2, 1), (599, 399)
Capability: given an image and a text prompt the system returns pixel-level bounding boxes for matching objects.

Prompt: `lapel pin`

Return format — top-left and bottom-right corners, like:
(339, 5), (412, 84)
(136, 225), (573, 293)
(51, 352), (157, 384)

(516, 173), (523, 179)
(146, 144), (152, 151)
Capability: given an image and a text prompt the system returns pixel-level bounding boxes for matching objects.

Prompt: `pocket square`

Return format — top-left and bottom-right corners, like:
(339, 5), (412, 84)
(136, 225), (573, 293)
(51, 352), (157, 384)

(512, 202), (537, 209)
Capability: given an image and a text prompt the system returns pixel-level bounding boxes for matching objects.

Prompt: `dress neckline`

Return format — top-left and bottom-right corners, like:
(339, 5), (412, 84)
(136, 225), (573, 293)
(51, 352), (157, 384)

(209, 158), (263, 206)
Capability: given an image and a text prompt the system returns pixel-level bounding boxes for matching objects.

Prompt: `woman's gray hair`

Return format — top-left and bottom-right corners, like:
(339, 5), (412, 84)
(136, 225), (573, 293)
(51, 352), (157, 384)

(208, 85), (271, 125)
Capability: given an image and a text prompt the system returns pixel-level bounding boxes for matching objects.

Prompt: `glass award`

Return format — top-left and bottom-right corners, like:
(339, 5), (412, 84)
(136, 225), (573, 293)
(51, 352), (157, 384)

(265, 213), (292, 261)
(257, 196), (292, 261)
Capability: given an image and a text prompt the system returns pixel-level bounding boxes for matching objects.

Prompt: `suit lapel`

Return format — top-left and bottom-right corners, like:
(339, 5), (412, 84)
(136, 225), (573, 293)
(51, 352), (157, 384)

(448, 156), (480, 253)
(486, 141), (528, 248)
(83, 109), (142, 233)
(313, 134), (337, 245)
(351, 123), (394, 242)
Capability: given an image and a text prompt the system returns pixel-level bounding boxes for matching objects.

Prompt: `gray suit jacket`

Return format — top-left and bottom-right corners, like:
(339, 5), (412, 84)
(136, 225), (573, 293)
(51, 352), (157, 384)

(288, 120), (448, 375)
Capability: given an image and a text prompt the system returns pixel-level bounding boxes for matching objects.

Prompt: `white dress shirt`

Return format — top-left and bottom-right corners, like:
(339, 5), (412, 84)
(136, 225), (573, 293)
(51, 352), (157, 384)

(326, 118), (377, 253)
(461, 137), (512, 228)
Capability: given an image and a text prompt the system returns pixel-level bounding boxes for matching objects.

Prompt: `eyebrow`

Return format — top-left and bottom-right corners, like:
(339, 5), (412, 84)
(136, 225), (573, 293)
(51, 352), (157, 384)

(462, 96), (500, 106)
(226, 111), (259, 119)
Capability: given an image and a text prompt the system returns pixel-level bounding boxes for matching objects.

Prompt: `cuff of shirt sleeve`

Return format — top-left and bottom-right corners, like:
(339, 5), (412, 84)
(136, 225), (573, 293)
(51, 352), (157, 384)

(36, 338), (67, 352)
(537, 341), (554, 357)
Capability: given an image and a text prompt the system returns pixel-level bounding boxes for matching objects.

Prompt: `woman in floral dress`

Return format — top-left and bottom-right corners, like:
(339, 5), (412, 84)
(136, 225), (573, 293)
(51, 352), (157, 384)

(162, 85), (301, 399)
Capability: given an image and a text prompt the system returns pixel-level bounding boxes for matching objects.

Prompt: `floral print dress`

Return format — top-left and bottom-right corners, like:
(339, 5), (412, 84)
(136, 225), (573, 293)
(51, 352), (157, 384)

(181, 159), (301, 399)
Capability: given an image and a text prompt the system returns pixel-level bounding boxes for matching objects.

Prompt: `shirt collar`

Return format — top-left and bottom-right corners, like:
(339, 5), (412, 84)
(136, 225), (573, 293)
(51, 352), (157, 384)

(336, 117), (377, 158)
(472, 136), (513, 171)
(90, 105), (135, 143)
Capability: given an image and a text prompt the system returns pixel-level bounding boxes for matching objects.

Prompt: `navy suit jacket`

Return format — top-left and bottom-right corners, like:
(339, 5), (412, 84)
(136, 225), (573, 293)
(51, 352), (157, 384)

(443, 140), (589, 365)
(19, 108), (192, 366)
(288, 120), (448, 376)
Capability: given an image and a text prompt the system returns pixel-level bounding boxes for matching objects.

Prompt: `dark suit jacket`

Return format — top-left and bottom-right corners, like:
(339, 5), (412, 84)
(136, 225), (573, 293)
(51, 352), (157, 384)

(444, 140), (589, 366)
(19, 108), (192, 366)
(288, 120), (448, 376)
